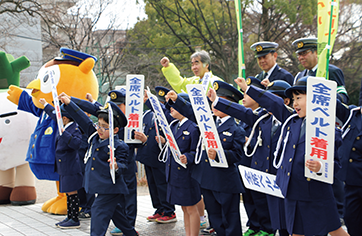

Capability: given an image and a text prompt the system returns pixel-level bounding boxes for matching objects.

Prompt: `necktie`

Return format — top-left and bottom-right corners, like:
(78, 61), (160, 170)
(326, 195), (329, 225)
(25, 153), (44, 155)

(216, 118), (222, 128)
(308, 70), (315, 76)
(263, 72), (268, 79)
(299, 118), (306, 140)
(271, 120), (279, 138)
(174, 121), (180, 134)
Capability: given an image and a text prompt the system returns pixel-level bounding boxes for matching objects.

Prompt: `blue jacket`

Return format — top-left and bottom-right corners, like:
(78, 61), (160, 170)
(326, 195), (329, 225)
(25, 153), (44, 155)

(166, 119), (200, 188)
(43, 104), (83, 176)
(64, 101), (129, 195)
(214, 98), (280, 174)
(247, 85), (342, 200)
(336, 101), (362, 186)
(135, 109), (165, 169)
(18, 91), (59, 180)
(256, 64), (294, 86)
(294, 64), (349, 103)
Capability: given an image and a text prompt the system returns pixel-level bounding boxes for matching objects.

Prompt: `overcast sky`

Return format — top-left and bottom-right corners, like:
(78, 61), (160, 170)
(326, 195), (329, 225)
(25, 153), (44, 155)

(94, 0), (147, 30)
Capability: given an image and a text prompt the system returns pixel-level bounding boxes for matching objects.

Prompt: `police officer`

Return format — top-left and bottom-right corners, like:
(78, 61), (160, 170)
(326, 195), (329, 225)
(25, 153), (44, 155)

(292, 37), (349, 103)
(250, 41), (294, 87)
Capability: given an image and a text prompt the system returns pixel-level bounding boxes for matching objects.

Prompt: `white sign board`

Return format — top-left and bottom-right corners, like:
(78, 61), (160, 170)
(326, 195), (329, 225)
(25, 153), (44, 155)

(238, 165), (284, 198)
(147, 89), (186, 168)
(124, 75), (144, 144)
(305, 76), (336, 184)
(186, 84), (228, 168)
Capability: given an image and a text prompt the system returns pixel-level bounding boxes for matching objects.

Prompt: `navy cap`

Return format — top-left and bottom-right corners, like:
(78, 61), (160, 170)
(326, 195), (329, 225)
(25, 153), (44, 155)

(213, 81), (243, 103)
(178, 92), (190, 103)
(55, 47), (97, 63)
(250, 41), (279, 58)
(97, 101), (127, 128)
(292, 38), (317, 53)
(266, 80), (291, 97)
(155, 86), (170, 103)
(246, 76), (264, 89)
(285, 76), (308, 98)
(108, 90), (126, 105)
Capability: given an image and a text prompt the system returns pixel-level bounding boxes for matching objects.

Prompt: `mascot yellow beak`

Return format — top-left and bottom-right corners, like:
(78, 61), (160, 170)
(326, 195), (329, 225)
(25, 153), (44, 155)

(26, 78), (40, 97)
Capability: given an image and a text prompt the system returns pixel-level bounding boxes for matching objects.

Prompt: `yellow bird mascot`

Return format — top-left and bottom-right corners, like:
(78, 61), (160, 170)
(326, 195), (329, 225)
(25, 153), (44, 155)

(7, 48), (99, 214)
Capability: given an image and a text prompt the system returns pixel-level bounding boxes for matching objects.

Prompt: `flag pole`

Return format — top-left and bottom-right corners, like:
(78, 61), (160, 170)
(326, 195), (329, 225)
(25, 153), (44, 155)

(234, 0), (246, 78)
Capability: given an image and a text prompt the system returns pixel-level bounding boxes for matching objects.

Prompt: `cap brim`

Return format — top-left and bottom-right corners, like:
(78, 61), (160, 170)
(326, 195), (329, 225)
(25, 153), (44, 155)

(285, 86), (306, 98)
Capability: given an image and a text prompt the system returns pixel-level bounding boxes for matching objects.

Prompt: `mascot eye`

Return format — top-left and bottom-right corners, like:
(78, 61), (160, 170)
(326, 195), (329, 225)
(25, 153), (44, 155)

(5, 119), (10, 125)
(43, 74), (49, 83)
(39, 65), (61, 94)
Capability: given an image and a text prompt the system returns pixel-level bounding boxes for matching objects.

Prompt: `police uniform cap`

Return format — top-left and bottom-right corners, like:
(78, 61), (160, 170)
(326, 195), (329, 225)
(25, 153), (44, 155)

(213, 80), (243, 103)
(97, 101), (127, 128)
(292, 37), (318, 53)
(155, 86), (170, 103)
(284, 76), (308, 98)
(55, 47), (97, 63)
(266, 80), (291, 96)
(250, 41), (279, 58)
(246, 76), (264, 90)
(108, 90), (126, 105)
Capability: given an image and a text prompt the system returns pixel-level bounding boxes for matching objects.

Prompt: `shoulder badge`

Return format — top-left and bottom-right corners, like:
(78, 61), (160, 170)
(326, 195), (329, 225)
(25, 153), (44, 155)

(44, 127), (53, 135)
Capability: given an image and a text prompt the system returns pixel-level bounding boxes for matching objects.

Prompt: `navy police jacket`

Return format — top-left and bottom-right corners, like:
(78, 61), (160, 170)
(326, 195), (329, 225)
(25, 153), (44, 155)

(135, 109), (165, 169)
(256, 64), (294, 86)
(166, 119), (200, 188)
(43, 104), (83, 176)
(64, 101), (129, 195)
(18, 91), (59, 180)
(336, 101), (362, 186)
(214, 98), (280, 174)
(170, 96), (245, 193)
(247, 85), (342, 200)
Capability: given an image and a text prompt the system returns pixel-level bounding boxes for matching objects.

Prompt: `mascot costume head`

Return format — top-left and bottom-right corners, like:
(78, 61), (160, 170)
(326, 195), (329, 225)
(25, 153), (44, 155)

(7, 48), (99, 213)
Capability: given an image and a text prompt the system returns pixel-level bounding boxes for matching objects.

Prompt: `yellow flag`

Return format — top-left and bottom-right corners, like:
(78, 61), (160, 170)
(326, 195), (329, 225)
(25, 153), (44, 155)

(316, 0), (339, 79)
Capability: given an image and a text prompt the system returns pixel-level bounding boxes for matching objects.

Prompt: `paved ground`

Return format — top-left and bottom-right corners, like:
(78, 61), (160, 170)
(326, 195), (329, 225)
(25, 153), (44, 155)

(0, 179), (249, 236)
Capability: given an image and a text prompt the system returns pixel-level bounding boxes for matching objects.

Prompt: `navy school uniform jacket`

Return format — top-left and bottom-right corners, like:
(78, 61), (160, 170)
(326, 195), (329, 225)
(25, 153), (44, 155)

(43, 104), (83, 176)
(70, 97), (138, 177)
(170, 96), (245, 194)
(214, 98), (281, 174)
(256, 64), (294, 86)
(166, 119), (200, 188)
(135, 109), (165, 169)
(246, 85), (342, 200)
(64, 101), (129, 195)
(336, 101), (362, 187)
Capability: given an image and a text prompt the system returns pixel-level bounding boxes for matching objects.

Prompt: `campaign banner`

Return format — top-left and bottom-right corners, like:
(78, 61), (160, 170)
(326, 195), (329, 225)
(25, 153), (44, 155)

(146, 88), (186, 168)
(124, 75), (144, 144)
(49, 67), (63, 136)
(238, 165), (284, 198)
(108, 102), (116, 184)
(305, 76), (336, 184)
(186, 84), (228, 168)
(201, 72), (213, 94)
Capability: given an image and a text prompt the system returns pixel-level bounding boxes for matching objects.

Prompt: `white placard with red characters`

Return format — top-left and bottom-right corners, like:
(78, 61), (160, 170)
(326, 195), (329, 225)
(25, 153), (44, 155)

(124, 75), (144, 144)
(146, 89), (186, 168)
(186, 84), (228, 168)
(305, 76), (336, 184)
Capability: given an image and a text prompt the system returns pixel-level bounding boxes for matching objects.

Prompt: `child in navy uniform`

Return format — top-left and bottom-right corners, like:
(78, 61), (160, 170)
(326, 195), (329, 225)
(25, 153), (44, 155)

(167, 82), (246, 236)
(155, 93), (201, 235)
(59, 93), (138, 236)
(40, 99), (83, 229)
(235, 76), (349, 236)
(335, 99), (362, 235)
(208, 79), (292, 236)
